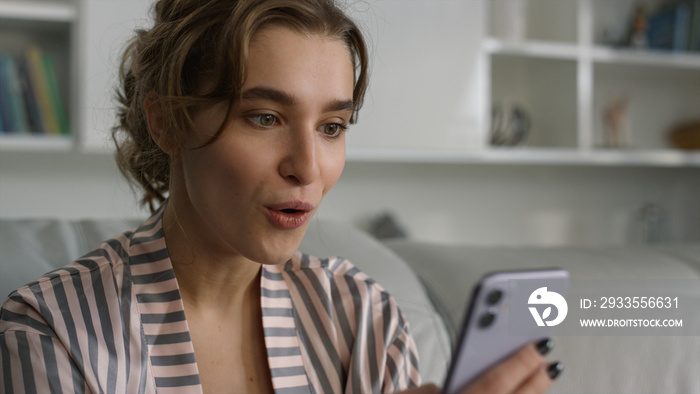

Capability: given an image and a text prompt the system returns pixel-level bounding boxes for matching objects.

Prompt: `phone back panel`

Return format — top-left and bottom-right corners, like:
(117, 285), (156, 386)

(442, 269), (569, 394)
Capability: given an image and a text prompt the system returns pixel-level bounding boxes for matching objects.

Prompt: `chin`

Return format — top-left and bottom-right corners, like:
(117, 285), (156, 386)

(248, 234), (303, 266)
(254, 250), (298, 266)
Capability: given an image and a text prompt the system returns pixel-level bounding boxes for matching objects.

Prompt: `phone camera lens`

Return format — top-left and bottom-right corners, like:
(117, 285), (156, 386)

(478, 312), (496, 328)
(486, 290), (503, 305)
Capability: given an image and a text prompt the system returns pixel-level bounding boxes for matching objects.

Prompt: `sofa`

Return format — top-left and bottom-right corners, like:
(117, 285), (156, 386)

(1, 217), (698, 393)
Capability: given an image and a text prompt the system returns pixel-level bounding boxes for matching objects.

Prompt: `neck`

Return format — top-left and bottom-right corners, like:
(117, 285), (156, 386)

(162, 200), (262, 313)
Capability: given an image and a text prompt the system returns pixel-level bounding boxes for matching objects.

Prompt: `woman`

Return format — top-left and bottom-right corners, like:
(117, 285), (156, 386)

(0, 0), (560, 393)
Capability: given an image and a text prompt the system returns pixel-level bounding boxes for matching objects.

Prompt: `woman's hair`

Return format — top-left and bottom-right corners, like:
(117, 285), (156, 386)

(113, 0), (369, 212)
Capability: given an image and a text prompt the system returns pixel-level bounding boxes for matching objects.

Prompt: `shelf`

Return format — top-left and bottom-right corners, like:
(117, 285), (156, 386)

(0, 1), (76, 23)
(484, 39), (700, 69)
(0, 135), (73, 152)
(484, 38), (579, 60)
(0, 0), (696, 168)
(4, 142), (693, 167)
(592, 46), (700, 69)
(346, 147), (700, 167)
(485, 0), (699, 160)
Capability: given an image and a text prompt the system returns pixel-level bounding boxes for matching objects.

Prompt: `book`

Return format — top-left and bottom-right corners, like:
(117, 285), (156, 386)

(0, 53), (30, 133)
(648, 3), (676, 50)
(42, 53), (69, 135)
(647, 0), (693, 52)
(689, 0), (700, 51)
(0, 58), (11, 133)
(674, 1), (691, 51)
(25, 45), (60, 134)
(18, 57), (44, 133)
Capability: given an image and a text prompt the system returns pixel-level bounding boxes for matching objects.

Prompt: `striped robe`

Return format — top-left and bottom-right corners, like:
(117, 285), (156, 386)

(0, 207), (420, 393)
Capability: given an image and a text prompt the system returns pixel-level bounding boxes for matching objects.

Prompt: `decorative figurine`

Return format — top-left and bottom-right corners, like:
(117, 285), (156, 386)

(626, 4), (649, 48)
(602, 96), (630, 148)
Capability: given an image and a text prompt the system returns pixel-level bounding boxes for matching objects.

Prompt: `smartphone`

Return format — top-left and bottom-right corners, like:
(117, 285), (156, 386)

(442, 269), (570, 394)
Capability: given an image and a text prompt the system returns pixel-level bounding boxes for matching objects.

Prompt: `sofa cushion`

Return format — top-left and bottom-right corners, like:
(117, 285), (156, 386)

(384, 240), (700, 394)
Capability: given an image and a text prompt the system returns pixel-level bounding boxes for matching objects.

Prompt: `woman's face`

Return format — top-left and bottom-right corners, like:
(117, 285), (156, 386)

(169, 26), (354, 265)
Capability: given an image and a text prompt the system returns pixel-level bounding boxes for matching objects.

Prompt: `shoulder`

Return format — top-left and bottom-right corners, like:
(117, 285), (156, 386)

(0, 230), (134, 334)
(0, 233), (130, 326)
(1, 208), (166, 333)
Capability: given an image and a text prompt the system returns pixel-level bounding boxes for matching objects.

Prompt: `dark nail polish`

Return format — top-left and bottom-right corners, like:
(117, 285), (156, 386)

(536, 338), (554, 355)
(547, 362), (564, 380)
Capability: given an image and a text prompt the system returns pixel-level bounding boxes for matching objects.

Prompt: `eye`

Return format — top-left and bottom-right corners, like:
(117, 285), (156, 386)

(318, 123), (347, 138)
(248, 114), (277, 128)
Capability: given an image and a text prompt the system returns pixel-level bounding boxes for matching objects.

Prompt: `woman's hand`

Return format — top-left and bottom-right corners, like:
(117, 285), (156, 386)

(397, 340), (562, 394)
(459, 341), (559, 394)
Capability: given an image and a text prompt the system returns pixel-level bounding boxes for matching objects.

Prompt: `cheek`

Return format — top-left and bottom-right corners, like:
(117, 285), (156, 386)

(184, 140), (265, 198)
(321, 147), (346, 195)
(210, 144), (268, 188)
(187, 101), (230, 148)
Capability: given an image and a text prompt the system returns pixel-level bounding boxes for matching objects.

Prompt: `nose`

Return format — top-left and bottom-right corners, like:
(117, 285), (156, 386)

(279, 126), (320, 186)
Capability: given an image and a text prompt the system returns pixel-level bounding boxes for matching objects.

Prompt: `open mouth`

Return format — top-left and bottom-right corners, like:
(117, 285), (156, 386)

(265, 202), (314, 229)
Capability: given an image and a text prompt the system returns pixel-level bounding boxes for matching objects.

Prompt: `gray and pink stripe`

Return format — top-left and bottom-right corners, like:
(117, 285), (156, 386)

(1, 207), (420, 393)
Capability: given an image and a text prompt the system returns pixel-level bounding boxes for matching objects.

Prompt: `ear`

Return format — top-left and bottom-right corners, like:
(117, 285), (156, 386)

(144, 92), (176, 155)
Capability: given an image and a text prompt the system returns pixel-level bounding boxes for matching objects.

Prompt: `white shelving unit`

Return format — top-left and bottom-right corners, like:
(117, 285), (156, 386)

(481, 0), (700, 166)
(2, 0), (698, 167)
(0, 0), (77, 151)
(0, 0), (152, 154)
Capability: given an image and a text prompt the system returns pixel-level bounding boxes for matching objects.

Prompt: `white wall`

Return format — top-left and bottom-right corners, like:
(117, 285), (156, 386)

(1, 151), (697, 247)
(320, 161), (699, 246)
(0, 151), (145, 219)
(344, 0), (487, 151)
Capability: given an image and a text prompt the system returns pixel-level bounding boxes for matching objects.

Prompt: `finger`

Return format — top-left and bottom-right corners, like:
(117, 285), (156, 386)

(462, 343), (546, 394)
(398, 383), (440, 394)
(512, 363), (554, 394)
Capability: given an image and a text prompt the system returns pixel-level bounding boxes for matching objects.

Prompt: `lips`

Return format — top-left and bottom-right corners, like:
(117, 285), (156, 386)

(264, 201), (314, 229)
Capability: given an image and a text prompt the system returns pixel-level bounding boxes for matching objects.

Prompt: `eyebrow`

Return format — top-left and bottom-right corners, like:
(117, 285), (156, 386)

(241, 86), (354, 114)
